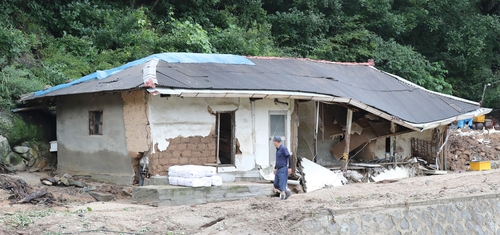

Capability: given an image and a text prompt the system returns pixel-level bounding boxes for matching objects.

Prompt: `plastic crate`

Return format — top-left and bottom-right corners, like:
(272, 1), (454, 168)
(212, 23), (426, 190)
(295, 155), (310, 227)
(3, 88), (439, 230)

(473, 115), (485, 123)
(470, 161), (491, 171)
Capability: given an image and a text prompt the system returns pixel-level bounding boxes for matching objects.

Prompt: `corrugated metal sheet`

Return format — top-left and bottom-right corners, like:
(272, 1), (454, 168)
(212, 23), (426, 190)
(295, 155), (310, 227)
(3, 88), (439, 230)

(26, 56), (481, 125)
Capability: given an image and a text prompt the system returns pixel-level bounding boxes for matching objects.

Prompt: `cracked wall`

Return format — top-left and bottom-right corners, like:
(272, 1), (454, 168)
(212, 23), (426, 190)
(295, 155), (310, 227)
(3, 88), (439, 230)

(147, 95), (293, 175)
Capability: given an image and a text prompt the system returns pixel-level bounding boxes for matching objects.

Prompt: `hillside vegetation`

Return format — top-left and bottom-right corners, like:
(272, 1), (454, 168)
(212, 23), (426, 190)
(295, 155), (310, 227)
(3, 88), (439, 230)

(1, 0), (500, 109)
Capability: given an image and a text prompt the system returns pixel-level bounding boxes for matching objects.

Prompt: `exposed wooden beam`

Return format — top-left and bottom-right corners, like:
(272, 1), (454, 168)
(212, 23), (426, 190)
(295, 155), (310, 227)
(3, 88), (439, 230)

(342, 109), (353, 170)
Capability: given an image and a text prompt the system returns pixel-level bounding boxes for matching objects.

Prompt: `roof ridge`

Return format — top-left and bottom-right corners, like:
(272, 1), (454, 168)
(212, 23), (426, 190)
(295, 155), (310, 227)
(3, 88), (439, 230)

(246, 56), (375, 66)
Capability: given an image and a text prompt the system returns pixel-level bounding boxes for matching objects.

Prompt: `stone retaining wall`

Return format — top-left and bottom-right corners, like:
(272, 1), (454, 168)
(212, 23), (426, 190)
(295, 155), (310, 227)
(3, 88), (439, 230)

(294, 194), (500, 234)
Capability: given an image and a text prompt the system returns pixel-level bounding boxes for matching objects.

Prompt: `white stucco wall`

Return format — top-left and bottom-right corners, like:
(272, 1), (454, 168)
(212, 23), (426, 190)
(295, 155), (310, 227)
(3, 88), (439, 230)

(148, 95), (293, 171)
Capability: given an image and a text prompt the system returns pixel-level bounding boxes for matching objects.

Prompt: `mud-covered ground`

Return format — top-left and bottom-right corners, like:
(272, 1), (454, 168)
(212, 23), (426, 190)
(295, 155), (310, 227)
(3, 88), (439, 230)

(0, 167), (498, 235)
(0, 129), (498, 235)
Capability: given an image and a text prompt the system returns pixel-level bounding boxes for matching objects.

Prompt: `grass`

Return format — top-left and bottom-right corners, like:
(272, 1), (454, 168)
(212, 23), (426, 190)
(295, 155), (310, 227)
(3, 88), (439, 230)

(3, 209), (54, 228)
(73, 207), (92, 214)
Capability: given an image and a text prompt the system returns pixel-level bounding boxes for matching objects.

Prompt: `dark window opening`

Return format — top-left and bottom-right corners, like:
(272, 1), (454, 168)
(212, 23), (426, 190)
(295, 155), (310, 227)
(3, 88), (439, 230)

(216, 112), (235, 165)
(385, 137), (391, 153)
(89, 111), (103, 135)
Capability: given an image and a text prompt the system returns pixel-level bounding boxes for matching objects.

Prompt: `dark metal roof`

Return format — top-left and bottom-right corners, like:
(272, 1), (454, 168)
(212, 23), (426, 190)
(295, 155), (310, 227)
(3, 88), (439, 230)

(26, 56), (480, 124)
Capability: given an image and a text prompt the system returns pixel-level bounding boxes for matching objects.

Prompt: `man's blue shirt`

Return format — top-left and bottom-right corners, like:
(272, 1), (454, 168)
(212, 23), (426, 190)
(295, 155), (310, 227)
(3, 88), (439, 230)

(275, 144), (291, 168)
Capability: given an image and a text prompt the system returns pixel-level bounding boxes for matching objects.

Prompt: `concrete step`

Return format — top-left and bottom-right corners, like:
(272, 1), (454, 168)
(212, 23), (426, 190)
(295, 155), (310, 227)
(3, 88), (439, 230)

(132, 182), (274, 207)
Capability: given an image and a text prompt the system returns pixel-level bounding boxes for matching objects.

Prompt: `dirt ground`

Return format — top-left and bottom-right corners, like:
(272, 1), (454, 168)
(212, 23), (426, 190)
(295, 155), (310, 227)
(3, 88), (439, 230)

(0, 167), (497, 235)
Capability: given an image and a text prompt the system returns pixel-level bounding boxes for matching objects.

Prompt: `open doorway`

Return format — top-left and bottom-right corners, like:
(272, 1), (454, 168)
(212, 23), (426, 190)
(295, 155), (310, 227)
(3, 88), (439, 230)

(216, 112), (235, 165)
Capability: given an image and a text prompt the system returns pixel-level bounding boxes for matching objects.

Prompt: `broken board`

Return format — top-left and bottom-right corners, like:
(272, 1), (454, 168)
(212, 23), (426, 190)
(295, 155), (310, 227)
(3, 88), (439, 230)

(301, 158), (343, 192)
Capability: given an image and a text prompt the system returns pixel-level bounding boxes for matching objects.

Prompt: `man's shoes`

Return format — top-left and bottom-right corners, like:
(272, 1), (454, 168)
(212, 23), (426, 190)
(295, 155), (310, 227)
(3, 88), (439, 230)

(280, 194), (285, 200)
(285, 189), (291, 200)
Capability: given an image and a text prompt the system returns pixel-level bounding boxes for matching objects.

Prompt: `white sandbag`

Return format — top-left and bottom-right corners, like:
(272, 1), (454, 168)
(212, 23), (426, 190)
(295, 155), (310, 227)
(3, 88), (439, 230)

(182, 166), (206, 178)
(177, 177), (187, 186)
(180, 177), (212, 187)
(167, 165), (184, 177)
(168, 165), (216, 178)
(211, 175), (223, 186)
(197, 165), (216, 177)
(168, 176), (179, 186)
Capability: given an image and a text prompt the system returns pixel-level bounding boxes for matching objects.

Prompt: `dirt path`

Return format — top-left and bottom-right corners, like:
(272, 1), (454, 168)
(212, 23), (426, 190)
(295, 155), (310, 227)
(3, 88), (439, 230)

(0, 168), (498, 235)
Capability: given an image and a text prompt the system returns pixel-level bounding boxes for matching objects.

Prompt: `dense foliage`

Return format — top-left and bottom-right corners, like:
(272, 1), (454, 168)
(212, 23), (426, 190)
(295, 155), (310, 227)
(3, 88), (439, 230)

(1, 0), (500, 109)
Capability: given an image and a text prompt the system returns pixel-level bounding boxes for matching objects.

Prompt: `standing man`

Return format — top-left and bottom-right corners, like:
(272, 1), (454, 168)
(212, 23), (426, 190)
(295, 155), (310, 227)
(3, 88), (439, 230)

(273, 136), (292, 200)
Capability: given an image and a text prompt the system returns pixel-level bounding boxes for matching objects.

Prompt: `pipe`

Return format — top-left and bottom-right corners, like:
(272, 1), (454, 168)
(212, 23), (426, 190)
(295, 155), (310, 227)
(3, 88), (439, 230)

(314, 101), (320, 160)
(251, 99), (257, 165)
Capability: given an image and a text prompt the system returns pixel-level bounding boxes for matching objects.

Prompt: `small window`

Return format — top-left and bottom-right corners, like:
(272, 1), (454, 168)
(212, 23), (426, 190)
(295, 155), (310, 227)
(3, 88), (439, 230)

(89, 111), (103, 135)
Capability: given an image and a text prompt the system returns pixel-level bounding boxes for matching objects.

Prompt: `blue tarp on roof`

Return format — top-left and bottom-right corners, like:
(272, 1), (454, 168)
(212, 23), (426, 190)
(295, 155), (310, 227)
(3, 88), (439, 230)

(34, 53), (254, 97)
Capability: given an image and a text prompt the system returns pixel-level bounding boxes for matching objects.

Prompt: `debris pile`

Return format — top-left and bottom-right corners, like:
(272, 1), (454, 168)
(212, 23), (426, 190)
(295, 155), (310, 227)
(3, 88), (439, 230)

(40, 173), (85, 188)
(343, 161), (421, 183)
(447, 129), (500, 171)
(0, 175), (55, 204)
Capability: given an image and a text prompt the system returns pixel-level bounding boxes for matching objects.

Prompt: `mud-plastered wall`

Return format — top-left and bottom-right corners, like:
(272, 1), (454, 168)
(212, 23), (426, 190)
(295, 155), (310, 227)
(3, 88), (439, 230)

(121, 90), (151, 183)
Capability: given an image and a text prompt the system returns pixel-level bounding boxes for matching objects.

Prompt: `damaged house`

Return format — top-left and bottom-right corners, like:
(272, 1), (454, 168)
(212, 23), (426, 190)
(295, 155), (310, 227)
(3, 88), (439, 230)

(21, 53), (490, 185)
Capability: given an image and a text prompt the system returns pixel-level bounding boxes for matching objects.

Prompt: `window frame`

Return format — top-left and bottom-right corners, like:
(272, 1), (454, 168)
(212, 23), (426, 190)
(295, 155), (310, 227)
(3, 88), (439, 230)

(89, 110), (103, 135)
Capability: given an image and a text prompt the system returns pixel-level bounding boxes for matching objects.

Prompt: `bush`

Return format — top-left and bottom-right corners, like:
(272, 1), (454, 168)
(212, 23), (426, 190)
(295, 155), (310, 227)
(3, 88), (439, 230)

(156, 20), (212, 53)
(0, 115), (44, 145)
(0, 65), (45, 109)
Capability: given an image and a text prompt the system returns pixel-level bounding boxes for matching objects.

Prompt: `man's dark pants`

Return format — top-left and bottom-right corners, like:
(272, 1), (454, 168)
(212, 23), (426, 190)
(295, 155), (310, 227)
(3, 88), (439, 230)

(273, 167), (288, 192)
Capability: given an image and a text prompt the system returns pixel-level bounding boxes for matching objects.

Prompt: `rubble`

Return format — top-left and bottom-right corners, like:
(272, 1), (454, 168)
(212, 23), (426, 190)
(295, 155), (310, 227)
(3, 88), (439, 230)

(89, 191), (115, 202)
(0, 175), (55, 204)
(447, 129), (500, 171)
(40, 173), (85, 188)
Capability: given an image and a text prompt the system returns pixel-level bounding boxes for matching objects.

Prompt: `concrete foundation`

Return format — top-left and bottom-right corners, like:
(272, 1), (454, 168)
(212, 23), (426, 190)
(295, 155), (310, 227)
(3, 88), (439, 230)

(132, 182), (274, 206)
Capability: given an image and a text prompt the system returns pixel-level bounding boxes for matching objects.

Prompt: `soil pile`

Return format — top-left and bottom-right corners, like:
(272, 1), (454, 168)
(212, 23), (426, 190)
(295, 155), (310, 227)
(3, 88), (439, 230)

(447, 129), (500, 171)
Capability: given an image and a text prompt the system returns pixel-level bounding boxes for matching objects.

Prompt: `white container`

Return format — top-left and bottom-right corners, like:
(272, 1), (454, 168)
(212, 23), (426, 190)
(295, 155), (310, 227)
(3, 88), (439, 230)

(49, 141), (57, 152)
